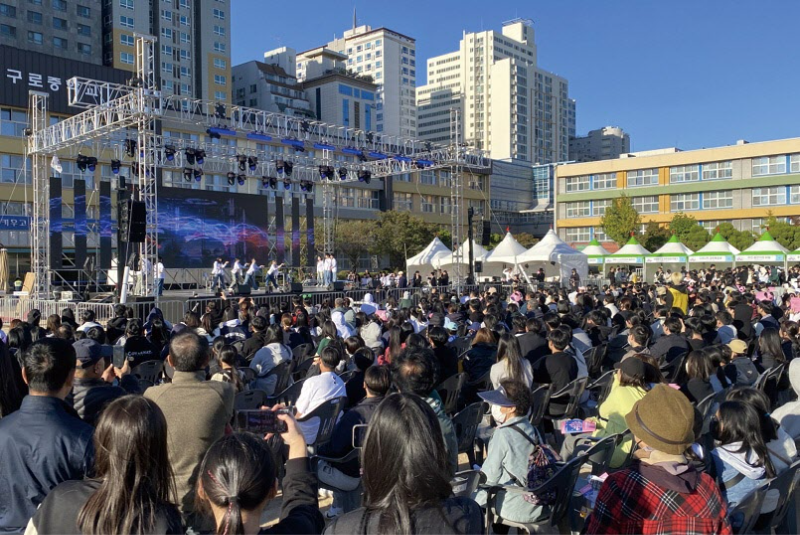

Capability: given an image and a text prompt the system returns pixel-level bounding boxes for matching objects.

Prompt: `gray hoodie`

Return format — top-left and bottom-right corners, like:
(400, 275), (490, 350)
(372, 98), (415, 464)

(772, 359), (800, 440)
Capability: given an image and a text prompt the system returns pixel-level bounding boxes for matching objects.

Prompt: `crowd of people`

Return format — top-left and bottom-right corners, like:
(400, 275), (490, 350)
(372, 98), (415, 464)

(1, 262), (800, 533)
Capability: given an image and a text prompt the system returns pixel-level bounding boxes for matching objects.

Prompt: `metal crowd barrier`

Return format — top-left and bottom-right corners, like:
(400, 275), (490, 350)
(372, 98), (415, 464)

(0, 297), (78, 324)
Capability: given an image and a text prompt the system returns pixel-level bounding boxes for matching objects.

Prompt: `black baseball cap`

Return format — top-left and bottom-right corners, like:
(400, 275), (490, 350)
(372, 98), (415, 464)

(74, 339), (103, 368)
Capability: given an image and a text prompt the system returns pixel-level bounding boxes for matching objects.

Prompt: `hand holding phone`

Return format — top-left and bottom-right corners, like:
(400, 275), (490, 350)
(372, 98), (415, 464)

(234, 408), (291, 435)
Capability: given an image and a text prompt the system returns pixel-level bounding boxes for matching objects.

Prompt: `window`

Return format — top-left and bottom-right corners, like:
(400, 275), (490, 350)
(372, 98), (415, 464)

(342, 99), (349, 125)
(594, 228), (611, 242)
(179, 48), (190, 60)
(632, 195), (659, 213)
(394, 192), (413, 211)
(627, 168), (659, 187)
(214, 75), (225, 85)
(0, 155), (30, 183)
(29, 0), (42, 5)
(214, 90), (226, 100)
(703, 191), (733, 209)
(162, 28), (172, 39)
(702, 161), (733, 180)
(161, 61), (173, 73)
(213, 42), (225, 53)
(752, 187), (786, 206)
(179, 15), (189, 26)
(565, 227), (591, 242)
(0, 3), (14, 17)
(179, 66), (190, 77)
(52, 17), (67, 30)
(77, 23), (90, 36)
(564, 175), (589, 192)
(52, 0), (66, 10)
(1, 108), (28, 137)
(669, 164), (699, 183)
(27, 31), (43, 44)
(120, 15), (134, 28)
(439, 196), (451, 214)
(53, 36), (67, 48)
(179, 32), (189, 43)
(212, 8), (224, 19)
(162, 10), (172, 21)
(27, 11), (42, 24)
(791, 154), (800, 173)
(419, 170), (435, 185)
(213, 58), (226, 69)
(120, 52), (134, 64)
(593, 199), (611, 216)
(670, 193), (700, 211)
(213, 24), (225, 36)
(0, 23), (15, 37)
(120, 34), (134, 46)
(565, 201), (591, 218)
(77, 42), (91, 54)
(752, 156), (786, 176)
(76, 4), (90, 17)
(592, 172), (616, 190)
(120, 0), (133, 8)
(420, 195), (435, 213)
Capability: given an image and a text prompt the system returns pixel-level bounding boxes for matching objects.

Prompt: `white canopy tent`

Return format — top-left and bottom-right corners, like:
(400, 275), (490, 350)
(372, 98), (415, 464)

(645, 235), (692, 277)
(517, 229), (589, 282)
(606, 237), (650, 277)
(405, 237), (451, 274)
(483, 232), (528, 265)
(689, 233), (740, 265)
(736, 231), (789, 267)
(435, 239), (489, 268)
(582, 238), (612, 266)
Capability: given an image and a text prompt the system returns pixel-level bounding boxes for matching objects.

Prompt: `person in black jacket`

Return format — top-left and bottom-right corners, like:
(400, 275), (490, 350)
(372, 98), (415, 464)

(428, 326), (459, 382)
(241, 315), (267, 362)
(194, 414), (324, 535)
(105, 304), (129, 344)
(533, 326), (578, 418)
(123, 320), (161, 369)
(649, 316), (690, 364)
(461, 328), (497, 404)
(318, 366), (390, 518)
(0, 338), (94, 533)
(516, 316), (550, 366)
(679, 350), (717, 404)
(67, 339), (140, 426)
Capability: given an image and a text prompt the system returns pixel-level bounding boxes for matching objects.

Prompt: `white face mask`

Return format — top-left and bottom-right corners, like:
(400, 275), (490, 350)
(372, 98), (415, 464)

(492, 405), (508, 424)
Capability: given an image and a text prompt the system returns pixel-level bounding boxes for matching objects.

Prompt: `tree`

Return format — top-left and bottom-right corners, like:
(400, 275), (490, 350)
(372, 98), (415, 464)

(335, 220), (375, 271)
(765, 212), (800, 251)
(642, 221), (671, 251)
(601, 194), (642, 246)
(515, 232), (539, 248)
(669, 213), (711, 251)
(718, 222), (755, 252)
(488, 233), (504, 249)
(371, 211), (436, 269)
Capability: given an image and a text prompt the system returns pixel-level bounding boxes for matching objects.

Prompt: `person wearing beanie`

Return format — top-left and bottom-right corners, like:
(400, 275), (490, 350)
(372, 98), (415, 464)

(584, 384), (731, 535)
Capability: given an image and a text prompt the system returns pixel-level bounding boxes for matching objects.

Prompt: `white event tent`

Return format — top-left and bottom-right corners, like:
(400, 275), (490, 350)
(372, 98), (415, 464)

(405, 237), (451, 274)
(736, 231), (789, 267)
(517, 229), (589, 282)
(582, 238), (612, 266)
(435, 239), (489, 268)
(605, 236), (651, 273)
(689, 233), (740, 265)
(483, 232), (528, 266)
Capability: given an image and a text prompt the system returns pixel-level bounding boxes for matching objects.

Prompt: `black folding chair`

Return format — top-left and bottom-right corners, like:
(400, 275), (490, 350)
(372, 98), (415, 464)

(436, 372), (467, 416)
(483, 453), (588, 534)
(298, 396), (347, 454)
(451, 469), (487, 498)
(586, 369), (615, 411)
(264, 361), (292, 395)
(660, 351), (688, 383)
(550, 377), (589, 420)
(239, 367), (257, 385)
(528, 383), (554, 429)
(581, 434), (617, 476)
(754, 363), (786, 410)
(452, 401), (486, 468)
(759, 459), (800, 532)
(291, 358), (315, 382)
(132, 359), (163, 384)
(234, 389), (268, 411)
(585, 343), (608, 378)
(265, 378), (306, 407)
(728, 482), (766, 535)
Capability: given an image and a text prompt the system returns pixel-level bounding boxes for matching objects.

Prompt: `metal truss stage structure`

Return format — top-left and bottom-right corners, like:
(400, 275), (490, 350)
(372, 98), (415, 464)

(26, 34), (490, 299)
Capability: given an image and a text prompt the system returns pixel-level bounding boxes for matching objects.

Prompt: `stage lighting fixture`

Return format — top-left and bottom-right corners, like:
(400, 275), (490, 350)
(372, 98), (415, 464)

(366, 132), (374, 144)
(125, 139), (137, 158)
(195, 150), (205, 164)
(183, 167), (193, 182)
(283, 161), (294, 177)
(424, 141), (432, 152)
(293, 145), (305, 153)
(193, 169), (203, 181)
(269, 176), (278, 190)
(283, 177), (292, 190)
(248, 156), (258, 172)
(237, 155), (247, 172)
(358, 170), (371, 184)
(164, 145), (176, 161)
(110, 159), (121, 174)
(76, 155), (88, 172)
(301, 120), (310, 133)
(300, 181), (313, 193)
(206, 129), (221, 140)
(338, 167), (349, 180)
(318, 165), (334, 180)
(357, 152), (368, 162)
(237, 174), (246, 186)
(227, 172), (236, 186)
(276, 159), (285, 174)
(185, 148), (196, 165)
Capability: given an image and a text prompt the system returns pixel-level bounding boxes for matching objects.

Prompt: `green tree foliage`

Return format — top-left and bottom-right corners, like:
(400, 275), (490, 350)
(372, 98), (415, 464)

(669, 213), (711, 251)
(718, 222), (755, 252)
(335, 220), (376, 270)
(514, 232), (539, 248)
(765, 213), (800, 250)
(642, 221), (671, 251)
(371, 211), (436, 268)
(601, 194), (642, 246)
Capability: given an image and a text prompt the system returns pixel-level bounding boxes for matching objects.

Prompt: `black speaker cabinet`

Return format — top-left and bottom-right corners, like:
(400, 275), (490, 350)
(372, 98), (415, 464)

(474, 261), (483, 273)
(236, 284), (252, 295)
(290, 282), (303, 293)
(332, 281), (345, 291)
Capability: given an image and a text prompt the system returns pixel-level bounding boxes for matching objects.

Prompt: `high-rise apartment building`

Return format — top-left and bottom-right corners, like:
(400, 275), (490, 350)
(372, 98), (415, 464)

(417, 19), (575, 163)
(569, 126), (631, 162)
(0, 0), (103, 64)
(297, 23), (417, 137)
(102, 0), (231, 102)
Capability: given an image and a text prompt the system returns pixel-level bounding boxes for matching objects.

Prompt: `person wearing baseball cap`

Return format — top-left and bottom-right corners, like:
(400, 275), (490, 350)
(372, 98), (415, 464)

(723, 339), (760, 387)
(68, 339), (139, 427)
(585, 384), (731, 534)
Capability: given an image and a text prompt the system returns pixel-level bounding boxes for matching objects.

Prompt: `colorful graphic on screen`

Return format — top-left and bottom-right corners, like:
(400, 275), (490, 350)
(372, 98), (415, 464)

(158, 188), (270, 268)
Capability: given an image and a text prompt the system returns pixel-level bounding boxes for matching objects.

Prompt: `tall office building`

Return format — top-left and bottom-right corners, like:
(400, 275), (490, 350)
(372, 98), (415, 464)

(102, 0), (231, 102)
(417, 19), (575, 163)
(297, 23), (417, 137)
(0, 0), (103, 64)
(569, 126), (630, 162)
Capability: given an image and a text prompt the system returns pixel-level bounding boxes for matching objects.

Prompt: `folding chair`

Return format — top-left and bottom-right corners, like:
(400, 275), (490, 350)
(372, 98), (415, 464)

(760, 459), (800, 532)
(131, 359), (163, 384)
(586, 369), (615, 411)
(234, 389), (268, 411)
(264, 361), (292, 395)
(728, 482), (766, 535)
(580, 434), (617, 476)
(550, 377), (589, 420)
(660, 352), (688, 384)
(451, 469), (487, 498)
(298, 396), (347, 454)
(265, 378), (306, 407)
(452, 401), (486, 468)
(528, 383), (554, 429)
(585, 343), (608, 378)
(436, 372), (468, 416)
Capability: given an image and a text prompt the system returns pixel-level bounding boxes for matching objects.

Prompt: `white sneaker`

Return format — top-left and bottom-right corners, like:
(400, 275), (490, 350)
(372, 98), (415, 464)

(325, 505), (342, 519)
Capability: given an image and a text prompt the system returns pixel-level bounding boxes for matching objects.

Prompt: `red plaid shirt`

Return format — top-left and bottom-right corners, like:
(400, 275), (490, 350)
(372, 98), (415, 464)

(585, 466), (732, 535)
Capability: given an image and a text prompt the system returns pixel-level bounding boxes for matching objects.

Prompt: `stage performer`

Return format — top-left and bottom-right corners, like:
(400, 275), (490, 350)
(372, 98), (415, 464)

(211, 257), (228, 291)
(244, 258), (263, 289)
(266, 260), (284, 292)
(155, 257), (165, 297)
(323, 254), (333, 286)
(230, 258), (243, 287)
(316, 256), (325, 287)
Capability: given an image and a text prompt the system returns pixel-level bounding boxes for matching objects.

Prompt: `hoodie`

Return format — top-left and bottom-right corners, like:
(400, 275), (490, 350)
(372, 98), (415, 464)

(771, 359), (800, 441)
(218, 318), (249, 343)
(711, 442), (767, 510)
(249, 343), (292, 395)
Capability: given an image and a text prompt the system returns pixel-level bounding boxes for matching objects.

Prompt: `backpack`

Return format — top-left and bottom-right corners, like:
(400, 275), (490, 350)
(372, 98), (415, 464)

(508, 424), (562, 506)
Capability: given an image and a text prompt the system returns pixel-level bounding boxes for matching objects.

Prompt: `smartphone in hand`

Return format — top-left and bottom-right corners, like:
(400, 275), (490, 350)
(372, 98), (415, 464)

(112, 345), (126, 369)
(234, 408), (292, 435)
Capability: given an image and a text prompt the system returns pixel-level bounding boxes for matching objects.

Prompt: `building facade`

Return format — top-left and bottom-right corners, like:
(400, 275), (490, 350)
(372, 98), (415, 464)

(102, 0), (231, 102)
(231, 60), (313, 118)
(299, 24), (417, 138)
(417, 19), (575, 163)
(569, 126), (631, 162)
(302, 73), (377, 130)
(555, 137), (800, 246)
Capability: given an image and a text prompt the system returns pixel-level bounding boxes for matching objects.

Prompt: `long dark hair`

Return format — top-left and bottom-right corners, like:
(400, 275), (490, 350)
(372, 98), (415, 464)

(387, 326), (403, 363)
(0, 341), (24, 417)
(320, 320), (338, 341)
(496, 333), (525, 383)
(715, 400), (776, 478)
(263, 323), (283, 346)
(361, 393), (452, 534)
(196, 433), (277, 535)
(759, 328), (785, 365)
(216, 346), (243, 393)
(77, 396), (176, 534)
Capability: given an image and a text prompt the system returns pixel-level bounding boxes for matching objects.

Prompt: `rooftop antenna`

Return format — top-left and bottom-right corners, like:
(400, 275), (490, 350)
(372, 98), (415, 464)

(353, 6), (357, 31)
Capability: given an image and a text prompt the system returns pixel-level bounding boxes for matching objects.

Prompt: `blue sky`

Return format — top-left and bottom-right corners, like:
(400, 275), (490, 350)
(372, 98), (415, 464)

(233, 1), (800, 152)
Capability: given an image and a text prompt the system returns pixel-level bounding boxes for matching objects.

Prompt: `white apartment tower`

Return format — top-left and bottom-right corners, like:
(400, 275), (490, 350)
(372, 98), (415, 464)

(417, 19), (575, 163)
(297, 23), (417, 137)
